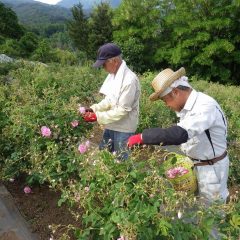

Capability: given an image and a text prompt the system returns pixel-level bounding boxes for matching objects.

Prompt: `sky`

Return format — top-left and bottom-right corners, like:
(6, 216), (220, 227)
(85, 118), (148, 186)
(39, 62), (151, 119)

(34, 0), (61, 4)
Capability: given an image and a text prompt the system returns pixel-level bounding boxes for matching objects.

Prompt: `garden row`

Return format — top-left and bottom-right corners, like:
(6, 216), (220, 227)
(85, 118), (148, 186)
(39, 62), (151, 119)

(0, 62), (239, 239)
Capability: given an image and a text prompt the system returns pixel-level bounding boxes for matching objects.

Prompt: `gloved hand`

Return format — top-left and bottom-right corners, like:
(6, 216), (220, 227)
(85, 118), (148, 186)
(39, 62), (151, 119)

(127, 134), (143, 148)
(83, 112), (97, 122)
(79, 107), (93, 115)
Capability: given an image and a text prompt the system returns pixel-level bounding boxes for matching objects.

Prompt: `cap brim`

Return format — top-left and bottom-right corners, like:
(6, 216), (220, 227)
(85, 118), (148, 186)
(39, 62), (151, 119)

(93, 59), (106, 68)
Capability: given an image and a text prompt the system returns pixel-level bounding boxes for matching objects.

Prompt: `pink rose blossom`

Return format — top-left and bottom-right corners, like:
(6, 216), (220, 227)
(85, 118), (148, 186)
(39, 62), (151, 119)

(166, 167), (189, 179)
(78, 144), (87, 154)
(41, 126), (51, 137)
(79, 107), (86, 114)
(71, 120), (79, 128)
(24, 186), (32, 194)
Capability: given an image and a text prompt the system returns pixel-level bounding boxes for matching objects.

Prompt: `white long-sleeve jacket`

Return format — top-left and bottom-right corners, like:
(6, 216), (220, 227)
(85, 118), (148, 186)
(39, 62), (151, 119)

(91, 61), (140, 133)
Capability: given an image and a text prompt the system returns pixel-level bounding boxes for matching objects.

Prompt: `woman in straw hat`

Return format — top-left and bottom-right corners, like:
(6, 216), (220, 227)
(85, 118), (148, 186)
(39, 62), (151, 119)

(127, 67), (229, 204)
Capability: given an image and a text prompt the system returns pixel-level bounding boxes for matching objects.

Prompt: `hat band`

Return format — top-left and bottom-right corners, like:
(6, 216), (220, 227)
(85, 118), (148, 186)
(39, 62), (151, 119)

(159, 87), (173, 98)
(159, 76), (191, 98)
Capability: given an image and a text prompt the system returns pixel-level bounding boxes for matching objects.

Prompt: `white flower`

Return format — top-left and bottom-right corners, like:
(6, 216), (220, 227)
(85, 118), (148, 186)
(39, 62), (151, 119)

(178, 210), (182, 219)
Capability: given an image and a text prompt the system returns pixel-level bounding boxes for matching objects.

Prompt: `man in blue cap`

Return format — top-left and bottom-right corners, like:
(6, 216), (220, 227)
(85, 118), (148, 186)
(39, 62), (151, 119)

(83, 43), (141, 160)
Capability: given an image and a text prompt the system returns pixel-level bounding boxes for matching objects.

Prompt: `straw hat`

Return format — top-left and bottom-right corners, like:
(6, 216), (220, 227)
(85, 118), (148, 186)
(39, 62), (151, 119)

(149, 67), (186, 101)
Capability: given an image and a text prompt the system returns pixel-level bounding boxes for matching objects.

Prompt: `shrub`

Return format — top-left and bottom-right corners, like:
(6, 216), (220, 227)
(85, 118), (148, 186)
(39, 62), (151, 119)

(52, 48), (78, 65)
(0, 62), (104, 183)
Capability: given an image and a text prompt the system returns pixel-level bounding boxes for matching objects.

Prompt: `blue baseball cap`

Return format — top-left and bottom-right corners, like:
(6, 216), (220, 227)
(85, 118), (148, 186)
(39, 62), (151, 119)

(93, 43), (122, 68)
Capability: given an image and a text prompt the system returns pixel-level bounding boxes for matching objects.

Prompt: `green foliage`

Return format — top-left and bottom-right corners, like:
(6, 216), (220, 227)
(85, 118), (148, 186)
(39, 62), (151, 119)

(67, 3), (89, 52)
(19, 32), (39, 57)
(31, 39), (55, 63)
(4, 0), (71, 26)
(0, 2), (24, 39)
(115, 37), (145, 73)
(113, 0), (163, 72)
(67, 2), (114, 58)
(0, 61), (21, 78)
(28, 23), (67, 38)
(87, 2), (113, 59)
(54, 150), (237, 239)
(52, 48), (78, 65)
(0, 63), (240, 239)
(155, 0), (240, 84)
(0, 35), (5, 44)
(0, 63), (104, 183)
(0, 39), (21, 57)
(49, 31), (73, 50)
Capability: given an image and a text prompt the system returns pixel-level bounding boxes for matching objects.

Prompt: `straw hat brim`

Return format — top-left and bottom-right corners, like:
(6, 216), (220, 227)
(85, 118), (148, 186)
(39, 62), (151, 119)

(149, 67), (186, 101)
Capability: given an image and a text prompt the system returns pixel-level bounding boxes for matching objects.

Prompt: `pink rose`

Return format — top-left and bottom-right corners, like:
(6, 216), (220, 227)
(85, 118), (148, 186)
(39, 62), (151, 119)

(41, 126), (51, 137)
(79, 107), (86, 114)
(78, 144), (87, 154)
(166, 167), (189, 179)
(24, 186), (32, 194)
(71, 120), (79, 128)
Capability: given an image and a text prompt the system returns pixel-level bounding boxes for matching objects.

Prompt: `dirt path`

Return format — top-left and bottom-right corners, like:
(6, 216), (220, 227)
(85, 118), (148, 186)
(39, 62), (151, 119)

(0, 184), (39, 240)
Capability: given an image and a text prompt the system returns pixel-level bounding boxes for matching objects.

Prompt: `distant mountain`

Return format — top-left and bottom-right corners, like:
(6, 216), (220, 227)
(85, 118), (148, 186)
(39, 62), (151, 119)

(1, 0), (71, 25)
(57, 0), (121, 9)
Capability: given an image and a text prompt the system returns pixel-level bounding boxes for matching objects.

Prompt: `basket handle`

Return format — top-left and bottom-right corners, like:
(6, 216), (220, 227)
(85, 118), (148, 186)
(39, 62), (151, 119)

(163, 152), (176, 162)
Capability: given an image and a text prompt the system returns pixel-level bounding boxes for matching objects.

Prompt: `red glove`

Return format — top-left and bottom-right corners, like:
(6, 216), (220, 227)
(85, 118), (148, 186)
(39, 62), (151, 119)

(127, 134), (143, 148)
(83, 112), (97, 122)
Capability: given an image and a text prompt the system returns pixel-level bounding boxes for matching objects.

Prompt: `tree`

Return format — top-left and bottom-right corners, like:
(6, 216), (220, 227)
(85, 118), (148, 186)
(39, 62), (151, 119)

(113, 0), (163, 72)
(155, 0), (240, 84)
(0, 39), (20, 57)
(49, 32), (73, 50)
(0, 2), (24, 39)
(19, 32), (39, 57)
(32, 39), (54, 63)
(67, 3), (88, 52)
(88, 2), (113, 59)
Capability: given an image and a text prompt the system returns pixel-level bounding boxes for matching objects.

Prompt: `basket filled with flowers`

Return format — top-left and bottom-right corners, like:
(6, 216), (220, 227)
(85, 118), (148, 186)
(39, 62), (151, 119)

(163, 153), (198, 194)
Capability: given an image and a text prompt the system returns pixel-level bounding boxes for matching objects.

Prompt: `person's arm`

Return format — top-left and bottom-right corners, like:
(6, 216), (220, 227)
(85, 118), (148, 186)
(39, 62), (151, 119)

(142, 126), (188, 145)
(95, 81), (138, 125)
(91, 98), (111, 112)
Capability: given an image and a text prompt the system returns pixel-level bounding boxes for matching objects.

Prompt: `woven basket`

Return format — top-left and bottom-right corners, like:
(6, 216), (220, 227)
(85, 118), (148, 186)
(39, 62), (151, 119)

(163, 153), (198, 194)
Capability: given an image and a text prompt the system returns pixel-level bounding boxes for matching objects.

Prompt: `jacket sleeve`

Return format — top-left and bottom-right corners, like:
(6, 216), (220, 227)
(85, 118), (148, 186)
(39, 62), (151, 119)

(142, 126), (188, 145)
(90, 98), (111, 112)
(95, 105), (127, 125)
(94, 82), (138, 125)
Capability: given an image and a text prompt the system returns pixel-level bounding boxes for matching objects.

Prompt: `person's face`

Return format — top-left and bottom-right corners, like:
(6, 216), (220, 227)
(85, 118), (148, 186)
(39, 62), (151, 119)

(160, 88), (184, 112)
(103, 58), (120, 74)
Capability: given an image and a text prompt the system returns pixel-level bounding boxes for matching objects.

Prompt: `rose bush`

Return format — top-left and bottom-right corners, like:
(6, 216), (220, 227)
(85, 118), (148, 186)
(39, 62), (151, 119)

(0, 62), (104, 184)
(0, 62), (239, 239)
